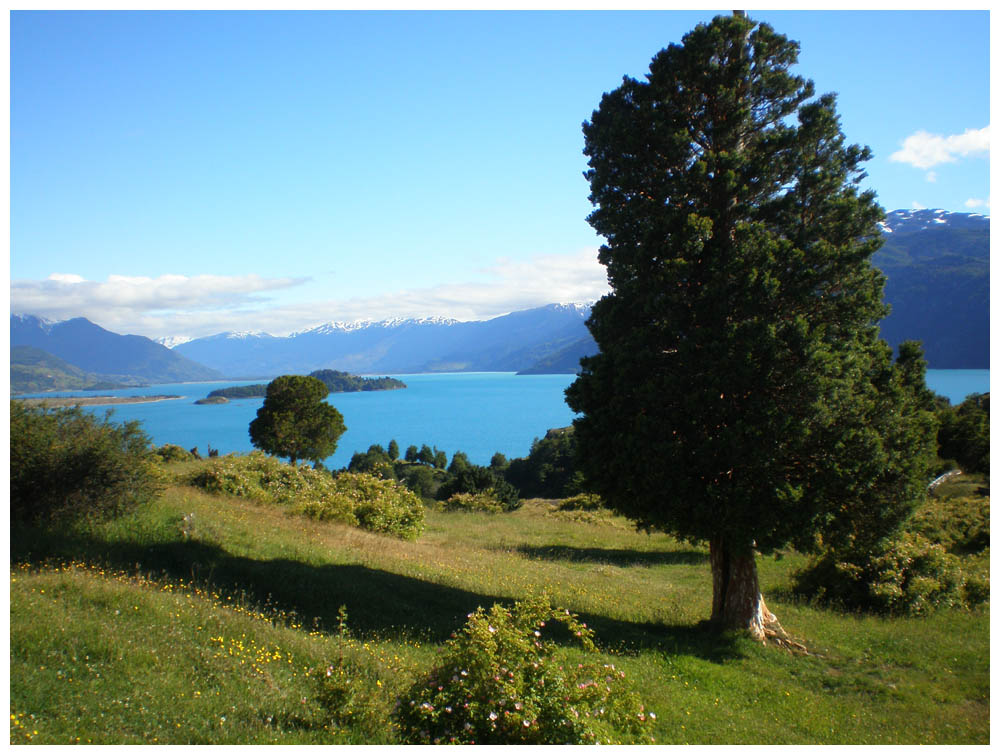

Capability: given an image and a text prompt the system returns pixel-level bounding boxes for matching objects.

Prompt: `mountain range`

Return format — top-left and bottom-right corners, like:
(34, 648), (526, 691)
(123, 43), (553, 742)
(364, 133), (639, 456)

(9, 209), (989, 391)
(10, 315), (223, 392)
(171, 303), (594, 377)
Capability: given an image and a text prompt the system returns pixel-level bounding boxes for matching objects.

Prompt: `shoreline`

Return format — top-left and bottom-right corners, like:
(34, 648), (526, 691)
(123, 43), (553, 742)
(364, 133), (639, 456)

(13, 395), (185, 408)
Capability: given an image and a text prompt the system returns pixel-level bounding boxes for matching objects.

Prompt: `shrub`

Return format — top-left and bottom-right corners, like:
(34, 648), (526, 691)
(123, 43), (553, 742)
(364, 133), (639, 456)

(558, 493), (606, 511)
(188, 453), (424, 539)
(10, 402), (162, 524)
(331, 472), (425, 540)
(154, 443), (194, 463)
(394, 594), (656, 744)
(792, 531), (987, 615)
(443, 491), (505, 513)
(437, 465), (521, 511)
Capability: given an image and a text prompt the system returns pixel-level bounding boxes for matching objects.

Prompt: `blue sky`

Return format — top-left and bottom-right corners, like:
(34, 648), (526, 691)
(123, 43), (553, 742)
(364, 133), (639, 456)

(10, 9), (991, 340)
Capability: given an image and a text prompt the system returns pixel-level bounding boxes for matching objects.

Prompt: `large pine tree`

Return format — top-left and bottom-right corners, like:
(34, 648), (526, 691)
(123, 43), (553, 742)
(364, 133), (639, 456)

(565, 14), (937, 642)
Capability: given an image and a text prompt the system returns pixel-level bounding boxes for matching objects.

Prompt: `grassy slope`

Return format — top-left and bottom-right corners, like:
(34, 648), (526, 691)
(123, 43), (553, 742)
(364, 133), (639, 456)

(10, 466), (989, 745)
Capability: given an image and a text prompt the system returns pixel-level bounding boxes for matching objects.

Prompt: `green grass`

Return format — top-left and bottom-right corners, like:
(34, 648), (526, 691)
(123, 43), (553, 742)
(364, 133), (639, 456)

(10, 464), (989, 744)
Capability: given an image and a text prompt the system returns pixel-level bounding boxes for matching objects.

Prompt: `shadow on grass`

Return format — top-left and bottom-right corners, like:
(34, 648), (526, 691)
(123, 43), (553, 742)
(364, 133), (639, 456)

(516, 544), (709, 567)
(12, 525), (742, 663)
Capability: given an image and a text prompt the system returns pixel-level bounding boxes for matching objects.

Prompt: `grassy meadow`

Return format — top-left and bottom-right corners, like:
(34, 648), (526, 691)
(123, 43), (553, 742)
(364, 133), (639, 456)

(10, 460), (989, 745)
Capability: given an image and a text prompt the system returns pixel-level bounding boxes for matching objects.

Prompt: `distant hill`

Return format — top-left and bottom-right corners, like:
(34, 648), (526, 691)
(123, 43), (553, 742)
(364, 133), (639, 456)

(10, 315), (223, 385)
(873, 209), (989, 368)
(10, 346), (135, 394)
(173, 304), (594, 377)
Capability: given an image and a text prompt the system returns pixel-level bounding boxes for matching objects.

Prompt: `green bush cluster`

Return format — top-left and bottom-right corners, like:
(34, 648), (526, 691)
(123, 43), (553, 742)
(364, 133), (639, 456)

(936, 393), (989, 475)
(188, 452), (424, 539)
(394, 594), (656, 745)
(10, 401), (163, 524)
(349, 441), (521, 510)
(331, 472), (426, 539)
(792, 531), (988, 615)
(442, 491), (505, 513)
(504, 427), (583, 499)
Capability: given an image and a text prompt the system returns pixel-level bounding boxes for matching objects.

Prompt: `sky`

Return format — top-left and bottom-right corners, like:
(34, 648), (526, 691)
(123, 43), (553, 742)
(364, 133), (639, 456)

(9, 7), (992, 341)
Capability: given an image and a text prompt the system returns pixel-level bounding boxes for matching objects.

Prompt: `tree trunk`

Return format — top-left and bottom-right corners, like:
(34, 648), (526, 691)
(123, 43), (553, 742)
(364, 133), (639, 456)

(709, 537), (776, 642)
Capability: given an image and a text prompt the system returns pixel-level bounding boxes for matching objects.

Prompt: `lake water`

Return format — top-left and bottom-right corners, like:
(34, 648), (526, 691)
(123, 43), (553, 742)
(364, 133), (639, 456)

(19, 369), (989, 469)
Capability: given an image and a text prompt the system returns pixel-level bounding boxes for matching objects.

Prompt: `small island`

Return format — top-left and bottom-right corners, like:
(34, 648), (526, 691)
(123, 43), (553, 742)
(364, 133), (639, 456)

(202, 370), (407, 402)
(194, 396), (229, 405)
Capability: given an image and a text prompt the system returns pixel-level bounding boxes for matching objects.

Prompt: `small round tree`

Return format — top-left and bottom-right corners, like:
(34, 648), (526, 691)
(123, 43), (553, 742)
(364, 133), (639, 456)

(249, 375), (346, 466)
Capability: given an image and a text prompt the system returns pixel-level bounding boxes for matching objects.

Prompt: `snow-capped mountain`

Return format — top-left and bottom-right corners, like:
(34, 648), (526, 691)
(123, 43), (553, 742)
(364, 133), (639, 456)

(155, 335), (194, 349)
(873, 209), (989, 369)
(172, 303), (595, 377)
(880, 208), (990, 234)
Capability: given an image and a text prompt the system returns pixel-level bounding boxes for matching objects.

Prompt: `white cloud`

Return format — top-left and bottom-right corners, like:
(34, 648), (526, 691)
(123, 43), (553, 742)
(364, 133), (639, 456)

(890, 126), (990, 170)
(911, 201), (927, 210)
(11, 273), (309, 335)
(925, 171), (937, 183)
(10, 249), (611, 341)
(965, 196), (990, 210)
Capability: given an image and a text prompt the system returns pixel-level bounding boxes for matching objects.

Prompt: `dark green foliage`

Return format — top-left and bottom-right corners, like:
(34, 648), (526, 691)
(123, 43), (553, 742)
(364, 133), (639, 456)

(937, 393), (989, 474)
(348, 444), (397, 480)
(404, 445), (419, 463)
(10, 401), (162, 524)
(307, 369), (406, 393)
(395, 462), (443, 500)
(489, 452), (508, 471)
(448, 451), (472, 476)
(417, 444), (436, 466)
(249, 375), (347, 466)
(564, 15), (937, 629)
(387, 439), (400, 461)
(504, 427), (581, 499)
(207, 384), (268, 399)
(434, 449), (448, 470)
(438, 465), (521, 511)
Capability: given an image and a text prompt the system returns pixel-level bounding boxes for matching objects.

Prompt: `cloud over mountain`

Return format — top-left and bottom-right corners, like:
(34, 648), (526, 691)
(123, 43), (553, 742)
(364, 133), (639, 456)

(11, 273), (308, 327)
(890, 126), (990, 170)
(10, 249), (609, 341)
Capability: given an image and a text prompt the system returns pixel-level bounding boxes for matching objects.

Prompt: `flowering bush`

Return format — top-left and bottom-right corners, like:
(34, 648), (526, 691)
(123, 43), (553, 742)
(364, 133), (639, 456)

(328, 472), (425, 540)
(394, 594), (656, 744)
(188, 453), (424, 539)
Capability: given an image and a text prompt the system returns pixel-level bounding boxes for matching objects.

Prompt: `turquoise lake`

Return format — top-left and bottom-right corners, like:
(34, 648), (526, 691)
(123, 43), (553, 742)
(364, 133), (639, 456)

(20, 369), (989, 469)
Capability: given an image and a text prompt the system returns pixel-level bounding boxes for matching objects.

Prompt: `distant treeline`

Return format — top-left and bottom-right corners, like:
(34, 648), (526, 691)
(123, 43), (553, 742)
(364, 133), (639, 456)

(206, 370), (406, 400)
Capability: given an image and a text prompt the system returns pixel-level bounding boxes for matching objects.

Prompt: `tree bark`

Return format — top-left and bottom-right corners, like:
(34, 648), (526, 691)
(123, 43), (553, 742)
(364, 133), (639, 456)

(709, 537), (775, 642)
